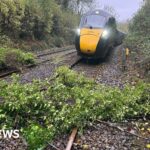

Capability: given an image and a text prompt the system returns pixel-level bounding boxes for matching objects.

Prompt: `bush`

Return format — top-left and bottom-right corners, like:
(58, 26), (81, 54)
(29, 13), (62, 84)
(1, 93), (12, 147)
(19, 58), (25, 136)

(0, 67), (149, 149)
(0, 47), (35, 70)
(23, 124), (55, 150)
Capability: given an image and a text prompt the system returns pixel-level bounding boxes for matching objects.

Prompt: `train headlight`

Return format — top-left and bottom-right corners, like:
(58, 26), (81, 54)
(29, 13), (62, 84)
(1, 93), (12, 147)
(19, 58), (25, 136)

(102, 30), (109, 39)
(76, 28), (80, 35)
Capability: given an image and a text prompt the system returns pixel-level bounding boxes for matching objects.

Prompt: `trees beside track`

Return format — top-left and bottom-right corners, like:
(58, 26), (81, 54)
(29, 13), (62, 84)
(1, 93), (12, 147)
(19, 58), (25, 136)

(125, 0), (150, 57)
(0, 0), (84, 69)
(0, 0), (79, 45)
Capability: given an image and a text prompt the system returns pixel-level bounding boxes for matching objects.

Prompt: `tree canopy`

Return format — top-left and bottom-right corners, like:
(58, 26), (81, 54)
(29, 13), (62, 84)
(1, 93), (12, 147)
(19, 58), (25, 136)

(125, 0), (150, 56)
(0, 0), (78, 43)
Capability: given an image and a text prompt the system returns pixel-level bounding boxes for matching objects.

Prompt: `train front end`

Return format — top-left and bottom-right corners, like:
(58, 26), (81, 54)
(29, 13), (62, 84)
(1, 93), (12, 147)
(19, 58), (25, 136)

(75, 10), (113, 59)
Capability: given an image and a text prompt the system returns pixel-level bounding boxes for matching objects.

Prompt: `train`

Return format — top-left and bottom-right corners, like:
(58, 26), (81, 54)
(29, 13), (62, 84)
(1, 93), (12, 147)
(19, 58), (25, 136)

(75, 10), (125, 59)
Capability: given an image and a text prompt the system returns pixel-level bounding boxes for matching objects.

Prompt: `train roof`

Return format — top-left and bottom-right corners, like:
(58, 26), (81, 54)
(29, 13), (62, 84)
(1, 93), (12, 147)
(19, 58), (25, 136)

(83, 9), (112, 18)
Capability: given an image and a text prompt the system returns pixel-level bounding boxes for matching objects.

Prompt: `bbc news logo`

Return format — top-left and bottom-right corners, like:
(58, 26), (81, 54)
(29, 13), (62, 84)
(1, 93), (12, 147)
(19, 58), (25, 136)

(0, 130), (19, 139)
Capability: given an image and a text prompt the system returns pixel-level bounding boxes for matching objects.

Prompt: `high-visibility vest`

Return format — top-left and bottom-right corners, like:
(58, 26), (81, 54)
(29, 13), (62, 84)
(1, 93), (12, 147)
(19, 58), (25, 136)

(126, 48), (129, 56)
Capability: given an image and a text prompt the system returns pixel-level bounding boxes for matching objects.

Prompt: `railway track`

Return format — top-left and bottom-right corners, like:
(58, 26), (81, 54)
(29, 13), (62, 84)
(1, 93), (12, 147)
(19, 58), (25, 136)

(0, 46), (76, 79)
(70, 46), (125, 87)
(0, 63), (36, 79)
(36, 46), (74, 57)
(0, 45), (124, 87)
(37, 50), (76, 66)
(0, 45), (125, 87)
(0, 69), (20, 78)
(69, 58), (82, 69)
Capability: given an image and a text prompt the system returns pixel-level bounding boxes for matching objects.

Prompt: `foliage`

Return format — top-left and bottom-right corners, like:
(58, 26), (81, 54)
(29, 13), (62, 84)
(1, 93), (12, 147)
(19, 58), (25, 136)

(0, 47), (35, 70)
(125, 0), (150, 57)
(0, 66), (149, 149)
(0, 0), (25, 37)
(0, 34), (14, 47)
(23, 123), (55, 150)
(0, 0), (79, 46)
(117, 22), (129, 33)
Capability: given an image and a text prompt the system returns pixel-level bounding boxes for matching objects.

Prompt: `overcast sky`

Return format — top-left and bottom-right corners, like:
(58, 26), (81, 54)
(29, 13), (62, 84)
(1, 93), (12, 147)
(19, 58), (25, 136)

(95, 0), (143, 22)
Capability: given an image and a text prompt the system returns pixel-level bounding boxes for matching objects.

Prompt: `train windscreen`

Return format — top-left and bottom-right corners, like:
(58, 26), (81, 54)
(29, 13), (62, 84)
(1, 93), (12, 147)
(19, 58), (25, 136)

(80, 15), (107, 28)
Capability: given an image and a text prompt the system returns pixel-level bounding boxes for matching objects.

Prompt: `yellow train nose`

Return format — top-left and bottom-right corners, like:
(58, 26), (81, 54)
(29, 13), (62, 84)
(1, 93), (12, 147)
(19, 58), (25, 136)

(80, 28), (104, 54)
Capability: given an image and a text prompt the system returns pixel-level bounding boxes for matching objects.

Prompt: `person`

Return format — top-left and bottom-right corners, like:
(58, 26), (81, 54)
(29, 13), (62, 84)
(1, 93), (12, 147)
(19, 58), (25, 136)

(122, 47), (126, 71)
(125, 48), (130, 60)
(121, 47), (130, 71)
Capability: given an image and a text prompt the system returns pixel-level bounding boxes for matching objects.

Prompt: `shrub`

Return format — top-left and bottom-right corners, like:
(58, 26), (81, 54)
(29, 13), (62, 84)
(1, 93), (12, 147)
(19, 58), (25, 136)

(0, 67), (149, 149)
(23, 124), (55, 150)
(0, 47), (35, 70)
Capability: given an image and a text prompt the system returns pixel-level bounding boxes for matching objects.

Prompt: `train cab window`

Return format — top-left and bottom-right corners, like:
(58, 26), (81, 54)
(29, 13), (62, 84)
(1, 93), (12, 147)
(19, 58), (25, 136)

(80, 15), (107, 28)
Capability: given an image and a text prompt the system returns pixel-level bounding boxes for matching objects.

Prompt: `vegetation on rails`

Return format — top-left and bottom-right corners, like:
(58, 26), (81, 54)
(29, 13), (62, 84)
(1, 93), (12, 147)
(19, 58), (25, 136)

(0, 47), (35, 70)
(0, 67), (149, 149)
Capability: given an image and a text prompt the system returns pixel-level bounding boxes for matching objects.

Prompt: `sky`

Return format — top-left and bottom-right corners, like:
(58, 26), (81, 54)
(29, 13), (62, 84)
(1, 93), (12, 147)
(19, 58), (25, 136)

(95, 0), (143, 22)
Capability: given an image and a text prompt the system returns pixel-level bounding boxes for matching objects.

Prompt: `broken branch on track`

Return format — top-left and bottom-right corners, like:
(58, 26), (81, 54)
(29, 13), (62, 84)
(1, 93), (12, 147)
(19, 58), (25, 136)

(65, 128), (78, 150)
